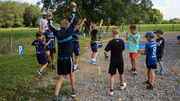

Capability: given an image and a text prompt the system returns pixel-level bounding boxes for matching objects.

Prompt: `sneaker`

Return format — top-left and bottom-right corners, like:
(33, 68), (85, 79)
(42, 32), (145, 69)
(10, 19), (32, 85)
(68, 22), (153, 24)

(159, 68), (164, 74)
(144, 80), (150, 85)
(108, 91), (114, 96)
(147, 84), (154, 90)
(90, 61), (98, 65)
(154, 69), (158, 74)
(130, 68), (134, 71)
(71, 90), (77, 98)
(53, 98), (63, 101)
(74, 66), (80, 71)
(120, 82), (127, 90)
(52, 65), (56, 70)
(131, 69), (138, 74)
(37, 70), (44, 77)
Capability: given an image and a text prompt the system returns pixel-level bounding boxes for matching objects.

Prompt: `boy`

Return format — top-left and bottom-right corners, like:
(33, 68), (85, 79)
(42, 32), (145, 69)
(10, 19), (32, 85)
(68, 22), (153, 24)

(104, 27), (126, 96)
(138, 31), (157, 89)
(90, 19), (103, 65)
(98, 37), (103, 48)
(32, 31), (53, 77)
(177, 35), (180, 44)
(48, 2), (77, 101)
(126, 25), (140, 74)
(154, 29), (165, 75)
(43, 24), (56, 69)
(72, 18), (87, 71)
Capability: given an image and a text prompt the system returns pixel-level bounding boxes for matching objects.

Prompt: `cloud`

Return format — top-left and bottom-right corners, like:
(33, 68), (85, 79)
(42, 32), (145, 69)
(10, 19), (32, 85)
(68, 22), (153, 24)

(155, 0), (180, 20)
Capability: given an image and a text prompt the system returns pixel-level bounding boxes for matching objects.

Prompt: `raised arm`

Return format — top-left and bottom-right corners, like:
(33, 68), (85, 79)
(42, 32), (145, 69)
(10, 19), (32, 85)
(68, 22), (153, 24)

(77, 18), (87, 30)
(67, 2), (77, 34)
(48, 12), (59, 36)
(97, 19), (103, 31)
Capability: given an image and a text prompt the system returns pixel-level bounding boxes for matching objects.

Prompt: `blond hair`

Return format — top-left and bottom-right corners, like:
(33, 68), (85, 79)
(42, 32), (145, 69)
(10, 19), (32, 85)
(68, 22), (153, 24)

(60, 19), (69, 28)
(112, 27), (119, 35)
(91, 23), (96, 28)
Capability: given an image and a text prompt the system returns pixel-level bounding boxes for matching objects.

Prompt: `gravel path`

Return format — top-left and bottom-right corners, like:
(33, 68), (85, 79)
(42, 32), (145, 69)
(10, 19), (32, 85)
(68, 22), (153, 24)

(36, 32), (180, 101)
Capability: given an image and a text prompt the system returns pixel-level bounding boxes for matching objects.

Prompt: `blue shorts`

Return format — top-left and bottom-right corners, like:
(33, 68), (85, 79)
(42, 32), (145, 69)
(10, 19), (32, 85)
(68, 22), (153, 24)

(37, 53), (47, 65)
(73, 42), (80, 56)
(177, 36), (180, 40)
(91, 43), (98, 52)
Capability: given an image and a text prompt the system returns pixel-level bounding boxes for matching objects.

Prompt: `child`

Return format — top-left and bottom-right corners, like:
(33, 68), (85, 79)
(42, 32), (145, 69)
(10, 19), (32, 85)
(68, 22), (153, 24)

(177, 35), (180, 44)
(138, 31), (157, 89)
(104, 27), (126, 96)
(32, 31), (53, 77)
(43, 24), (56, 69)
(72, 18), (87, 71)
(126, 25), (140, 74)
(154, 29), (165, 75)
(48, 2), (77, 101)
(90, 19), (103, 65)
(98, 37), (103, 48)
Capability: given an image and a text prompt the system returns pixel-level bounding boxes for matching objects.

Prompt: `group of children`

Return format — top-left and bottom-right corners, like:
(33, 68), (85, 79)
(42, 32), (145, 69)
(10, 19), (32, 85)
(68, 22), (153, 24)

(31, 2), (166, 101)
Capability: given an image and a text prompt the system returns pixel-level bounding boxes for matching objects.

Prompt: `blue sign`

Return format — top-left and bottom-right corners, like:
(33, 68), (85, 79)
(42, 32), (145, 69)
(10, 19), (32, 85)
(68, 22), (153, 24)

(125, 44), (145, 49)
(18, 45), (23, 56)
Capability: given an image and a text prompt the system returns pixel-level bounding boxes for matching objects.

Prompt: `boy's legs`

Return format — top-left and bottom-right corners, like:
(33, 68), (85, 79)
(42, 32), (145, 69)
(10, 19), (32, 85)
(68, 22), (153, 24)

(74, 56), (80, 70)
(110, 75), (115, 90)
(51, 53), (55, 66)
(131, 58), (137, 69)
(40, 63), (48, 71)
(55, 75), (65, 96)
(150, 69), (155, 86)
(147, 69), (151, 82)
(119, 74), (124, 85)
(92, 52), (98, 60)
(46, 51), (50, 65)
(70, 73), (75, 90)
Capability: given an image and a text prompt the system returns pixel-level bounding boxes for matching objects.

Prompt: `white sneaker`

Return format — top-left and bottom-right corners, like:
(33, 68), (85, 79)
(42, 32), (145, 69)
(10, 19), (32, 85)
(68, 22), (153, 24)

(120, 82), (127, 90)
(108, 91), (114, 96)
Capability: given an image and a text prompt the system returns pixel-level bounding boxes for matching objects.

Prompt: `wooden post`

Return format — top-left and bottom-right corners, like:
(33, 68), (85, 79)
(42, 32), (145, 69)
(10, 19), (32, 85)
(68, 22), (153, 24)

(173, 24), (174, 31)
(9, 34), (12, 52)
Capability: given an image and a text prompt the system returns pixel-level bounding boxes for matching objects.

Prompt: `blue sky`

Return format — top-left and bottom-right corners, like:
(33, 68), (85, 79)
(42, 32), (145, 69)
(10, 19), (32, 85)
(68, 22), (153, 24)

(2, 0), (180, 20)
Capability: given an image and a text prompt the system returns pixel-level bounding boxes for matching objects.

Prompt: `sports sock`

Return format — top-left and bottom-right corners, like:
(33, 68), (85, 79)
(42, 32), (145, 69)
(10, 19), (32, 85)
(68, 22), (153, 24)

(74, 64), (78, 69)
(54, 95), (58, 99)
(72, 89), (75, 92)
(39, 69), (42, 72)
(92, 58), (96, 62)
(159, 62), (164, 69)
(110, 89), (113, 92)
(52, 65), (54, 67)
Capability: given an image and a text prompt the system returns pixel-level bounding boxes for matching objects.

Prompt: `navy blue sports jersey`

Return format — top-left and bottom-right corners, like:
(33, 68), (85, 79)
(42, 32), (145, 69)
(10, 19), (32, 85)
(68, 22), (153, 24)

(49, 12), (77, 58)
(91, 29), (98, 43)
(72, 29), (79, 42)
(105, 38), (125, 62)
(145, 41), (157, 65)
(156, 37), (165, 56)
(44, 29), (55, 48)
(32, 39), (46, 54)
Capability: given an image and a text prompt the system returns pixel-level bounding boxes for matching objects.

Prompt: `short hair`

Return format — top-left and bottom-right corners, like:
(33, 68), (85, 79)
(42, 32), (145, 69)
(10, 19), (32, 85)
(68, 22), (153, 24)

(129, 25), (136, 30)
(91, 24), (96, 28)
(112, 27), (119, 35)
(60, 19), (69, 28)
(36, 31), (43, 38)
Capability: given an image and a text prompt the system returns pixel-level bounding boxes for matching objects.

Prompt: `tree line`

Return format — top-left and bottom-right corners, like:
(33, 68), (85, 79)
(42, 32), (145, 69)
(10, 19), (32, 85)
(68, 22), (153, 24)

(0, 1), (41, 28)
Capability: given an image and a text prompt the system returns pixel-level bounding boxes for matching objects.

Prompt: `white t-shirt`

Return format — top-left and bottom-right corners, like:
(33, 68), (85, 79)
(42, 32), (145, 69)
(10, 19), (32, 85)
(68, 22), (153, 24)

(39, 18), (48, 30)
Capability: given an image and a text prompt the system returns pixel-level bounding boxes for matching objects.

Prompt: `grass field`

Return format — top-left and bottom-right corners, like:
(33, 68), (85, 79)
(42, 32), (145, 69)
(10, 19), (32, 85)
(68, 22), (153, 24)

(0, 24), (180, 100)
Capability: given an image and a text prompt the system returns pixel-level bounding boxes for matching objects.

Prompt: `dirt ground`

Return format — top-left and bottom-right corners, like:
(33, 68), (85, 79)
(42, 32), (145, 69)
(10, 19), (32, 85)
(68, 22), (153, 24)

(36, 32), (180, 101)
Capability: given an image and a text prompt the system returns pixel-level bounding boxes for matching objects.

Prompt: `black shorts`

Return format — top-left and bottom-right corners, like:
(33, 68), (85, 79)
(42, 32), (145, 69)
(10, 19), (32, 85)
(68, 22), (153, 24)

(46, 47), (56, 54)
(109, 61), (124, 75)
(146, 64), (157, 69)
(73, 43), (80, 56)
(57, 57), (74, 76)
(156, 52), (162, 61)
(37, 53), (47, 65)
(91, 43), (98, 52)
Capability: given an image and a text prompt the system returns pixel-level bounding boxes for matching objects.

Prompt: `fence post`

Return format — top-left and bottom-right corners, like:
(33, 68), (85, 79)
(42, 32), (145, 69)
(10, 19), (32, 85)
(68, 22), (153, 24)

(9, 34), (12, 52)
(173, 24), (174, 31)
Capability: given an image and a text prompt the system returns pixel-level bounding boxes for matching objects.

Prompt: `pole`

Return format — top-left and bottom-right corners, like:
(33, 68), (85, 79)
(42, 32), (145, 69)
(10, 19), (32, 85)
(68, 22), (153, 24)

(9, 34), (12, 52)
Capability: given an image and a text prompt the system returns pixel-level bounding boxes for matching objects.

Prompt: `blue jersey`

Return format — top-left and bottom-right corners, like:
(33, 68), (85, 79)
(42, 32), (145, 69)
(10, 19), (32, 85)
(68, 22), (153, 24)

(72, 29), (79, 43)
(32, 39), (46, 54)
(91, 29), (98, 43)
(44, 29), (55, 48)
(145, 41), (157, 65)
(156, 37), (165, 56)
(49, 12), (77, 58)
